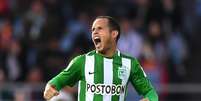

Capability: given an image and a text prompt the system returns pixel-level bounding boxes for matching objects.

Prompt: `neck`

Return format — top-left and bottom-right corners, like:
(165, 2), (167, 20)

(98, 44), (117, 58)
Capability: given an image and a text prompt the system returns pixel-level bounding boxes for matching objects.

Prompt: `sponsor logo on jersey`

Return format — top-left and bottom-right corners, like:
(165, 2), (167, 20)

(86, 83), (125, 95)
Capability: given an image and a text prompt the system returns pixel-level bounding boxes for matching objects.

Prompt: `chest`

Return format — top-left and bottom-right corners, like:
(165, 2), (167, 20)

(83, 56), (131, 86)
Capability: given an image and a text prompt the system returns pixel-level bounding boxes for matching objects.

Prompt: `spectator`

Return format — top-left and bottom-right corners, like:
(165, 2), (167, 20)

(167, 30), (188, 81)
(6, 40), (21, 81)
(118, 18), (144, 58)
(26, 67), (44, 101)
(24, 0), (46, 40)
(26, 67), (43, 84)
(143, 19), (168, 88)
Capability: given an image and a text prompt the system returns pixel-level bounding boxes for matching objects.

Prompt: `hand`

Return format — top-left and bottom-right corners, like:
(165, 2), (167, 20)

(140, 98), (149, 101)
(43, 84), (59, 100)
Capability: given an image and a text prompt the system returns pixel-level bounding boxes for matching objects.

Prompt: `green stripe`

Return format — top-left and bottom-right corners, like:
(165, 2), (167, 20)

(93, 54), (104, 101)
(79, 55), (86, 101)
(79, 81), (86, 101)
(112, 55), (122, 101)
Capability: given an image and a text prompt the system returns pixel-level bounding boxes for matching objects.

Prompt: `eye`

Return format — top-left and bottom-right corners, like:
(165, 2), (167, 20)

(97, 27), (102, 30)
(91, 28), (95, 32)
(91, 26), (103, 33)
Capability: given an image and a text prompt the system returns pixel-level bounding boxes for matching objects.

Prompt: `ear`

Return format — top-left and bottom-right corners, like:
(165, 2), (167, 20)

(111, 30), (118, 39)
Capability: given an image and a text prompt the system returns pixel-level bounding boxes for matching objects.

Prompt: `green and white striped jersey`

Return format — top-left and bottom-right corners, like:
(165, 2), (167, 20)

(49, 50), (158, 101)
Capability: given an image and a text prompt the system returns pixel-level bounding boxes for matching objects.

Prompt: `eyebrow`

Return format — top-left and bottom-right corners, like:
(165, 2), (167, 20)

(92, 26), (104, 31)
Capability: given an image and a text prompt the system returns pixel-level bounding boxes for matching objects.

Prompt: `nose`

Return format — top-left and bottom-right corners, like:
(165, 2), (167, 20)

(92, 29), (98, 35)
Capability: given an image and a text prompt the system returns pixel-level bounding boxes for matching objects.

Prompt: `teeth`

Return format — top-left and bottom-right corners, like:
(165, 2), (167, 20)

(94, 36), (101, 45)
(94, 36), (99, 39)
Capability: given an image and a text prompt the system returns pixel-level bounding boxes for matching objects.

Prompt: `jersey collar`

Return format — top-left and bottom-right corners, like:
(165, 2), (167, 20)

(95, 49), (120, 58)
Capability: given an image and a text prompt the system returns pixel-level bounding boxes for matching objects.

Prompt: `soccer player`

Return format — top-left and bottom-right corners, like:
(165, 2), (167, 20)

(43, 16), (158, 101)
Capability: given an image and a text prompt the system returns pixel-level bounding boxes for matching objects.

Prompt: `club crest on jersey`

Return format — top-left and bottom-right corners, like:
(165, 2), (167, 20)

(118, 65), (128, 80)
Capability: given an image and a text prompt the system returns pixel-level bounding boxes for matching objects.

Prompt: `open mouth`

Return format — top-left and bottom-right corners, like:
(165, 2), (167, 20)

(94, 36), (101, 46)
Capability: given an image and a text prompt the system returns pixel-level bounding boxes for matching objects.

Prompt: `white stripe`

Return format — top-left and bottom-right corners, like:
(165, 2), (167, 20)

(140, 66), (147, 77)
(85, 55), (95, 101)
(119, 58), (131, 101)
(117, 49), (120, 56)
(78, 81), (81, 101)
(103, 58), (113, 101)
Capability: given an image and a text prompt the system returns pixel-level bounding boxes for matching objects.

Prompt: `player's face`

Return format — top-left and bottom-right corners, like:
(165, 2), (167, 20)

(91, 18), (113, 53)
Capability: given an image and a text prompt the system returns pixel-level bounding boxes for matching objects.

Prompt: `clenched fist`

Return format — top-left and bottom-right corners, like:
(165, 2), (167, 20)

(43, 84), (59, 100)
(140, 98), (149, 101)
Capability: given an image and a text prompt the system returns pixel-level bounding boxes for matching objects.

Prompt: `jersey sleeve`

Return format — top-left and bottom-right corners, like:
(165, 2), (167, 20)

(130, 58), (158, 101)
(48, 55), (85, 91)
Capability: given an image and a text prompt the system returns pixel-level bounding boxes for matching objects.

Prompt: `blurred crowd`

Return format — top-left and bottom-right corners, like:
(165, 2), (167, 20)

(0, 0), (201, 101)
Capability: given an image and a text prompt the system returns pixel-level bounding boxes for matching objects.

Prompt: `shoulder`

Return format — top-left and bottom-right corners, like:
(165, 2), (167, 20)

(85, 50), (96, 56)
(72, 54), (85, 61)
(120, 52), (137, 62)
(72, 50), (95, 62)
(119, 52), (141, 68)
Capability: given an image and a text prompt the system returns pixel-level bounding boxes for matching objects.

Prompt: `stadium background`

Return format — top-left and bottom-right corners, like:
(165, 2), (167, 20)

(0, 0), (201, 101)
